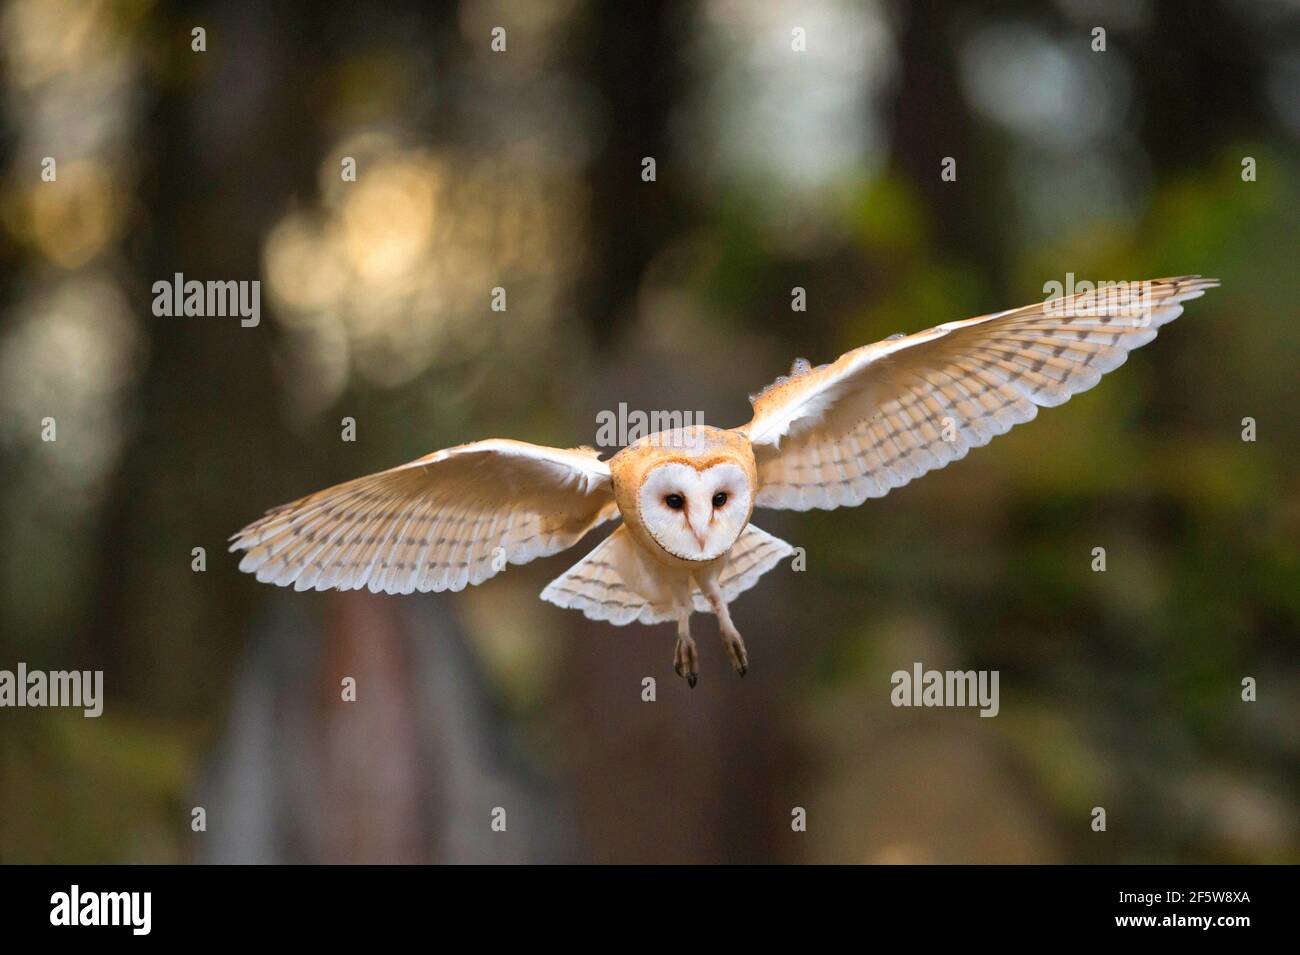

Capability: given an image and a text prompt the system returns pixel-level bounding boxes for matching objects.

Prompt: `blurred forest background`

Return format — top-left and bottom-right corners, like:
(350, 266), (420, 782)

(0, 0), (1296, 864)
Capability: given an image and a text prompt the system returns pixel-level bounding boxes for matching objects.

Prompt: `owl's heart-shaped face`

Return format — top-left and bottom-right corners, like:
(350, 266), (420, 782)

(637, 461), (752, 561)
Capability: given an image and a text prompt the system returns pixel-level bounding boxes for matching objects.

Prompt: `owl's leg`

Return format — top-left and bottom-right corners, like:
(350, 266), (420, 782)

(673, 607), (699, 688)
(668, 578), (699, 687)
(699, 578), (747, 677)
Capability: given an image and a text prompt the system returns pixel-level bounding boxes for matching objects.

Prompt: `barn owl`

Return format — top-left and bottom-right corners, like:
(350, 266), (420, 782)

(231, 276), (1217, 686)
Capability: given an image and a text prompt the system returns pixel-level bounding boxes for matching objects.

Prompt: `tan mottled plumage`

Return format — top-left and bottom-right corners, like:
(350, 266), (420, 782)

(233, 276), (1218, 684)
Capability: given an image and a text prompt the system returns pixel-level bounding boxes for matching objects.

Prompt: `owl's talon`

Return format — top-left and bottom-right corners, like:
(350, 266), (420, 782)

(673, 636), (699, 687)
(721, 632), (748, 677)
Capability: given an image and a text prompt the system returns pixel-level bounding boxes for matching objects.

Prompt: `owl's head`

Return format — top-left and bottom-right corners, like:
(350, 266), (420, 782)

(636, 457), (753, 561)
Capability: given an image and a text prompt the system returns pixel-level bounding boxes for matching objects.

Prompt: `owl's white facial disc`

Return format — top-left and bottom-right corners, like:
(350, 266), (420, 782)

(637, 462), (752, 561)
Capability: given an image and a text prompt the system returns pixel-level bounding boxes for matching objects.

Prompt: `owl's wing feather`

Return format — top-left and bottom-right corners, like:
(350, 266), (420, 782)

(230, 439), (616, 593)
(737, 276), (1218, 511)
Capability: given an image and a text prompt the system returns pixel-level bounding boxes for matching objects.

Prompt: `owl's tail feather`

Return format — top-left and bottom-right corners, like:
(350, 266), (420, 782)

(690, 524), (794, 614)
(540, 525), (655, 625)
(540, 523), (793, 626)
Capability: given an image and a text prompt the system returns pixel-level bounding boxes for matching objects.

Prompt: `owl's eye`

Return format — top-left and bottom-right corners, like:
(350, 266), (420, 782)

(712, 492), (728, 508)
(664, 493), (685, 510)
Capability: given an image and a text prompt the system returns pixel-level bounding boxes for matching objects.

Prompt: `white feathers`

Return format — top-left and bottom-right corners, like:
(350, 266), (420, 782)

(688, 524), (793, 614)
(229, 439), (615, 595)
(540, 524), (792, 625)
(539, 526), (655, 625)
(636, 461), (752, 562)
(741, 276), (1219, 511)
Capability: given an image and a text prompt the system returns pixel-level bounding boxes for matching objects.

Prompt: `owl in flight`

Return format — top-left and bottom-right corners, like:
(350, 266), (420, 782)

(232, 276), (1217, 686)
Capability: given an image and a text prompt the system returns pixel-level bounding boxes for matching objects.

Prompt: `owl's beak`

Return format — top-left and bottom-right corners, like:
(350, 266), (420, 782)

(686, 503), (709, 551)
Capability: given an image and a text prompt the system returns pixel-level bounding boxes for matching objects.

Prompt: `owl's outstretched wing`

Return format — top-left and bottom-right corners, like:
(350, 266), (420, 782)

(230, 439), (616, 593)
(735, 276), (1218, 511)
